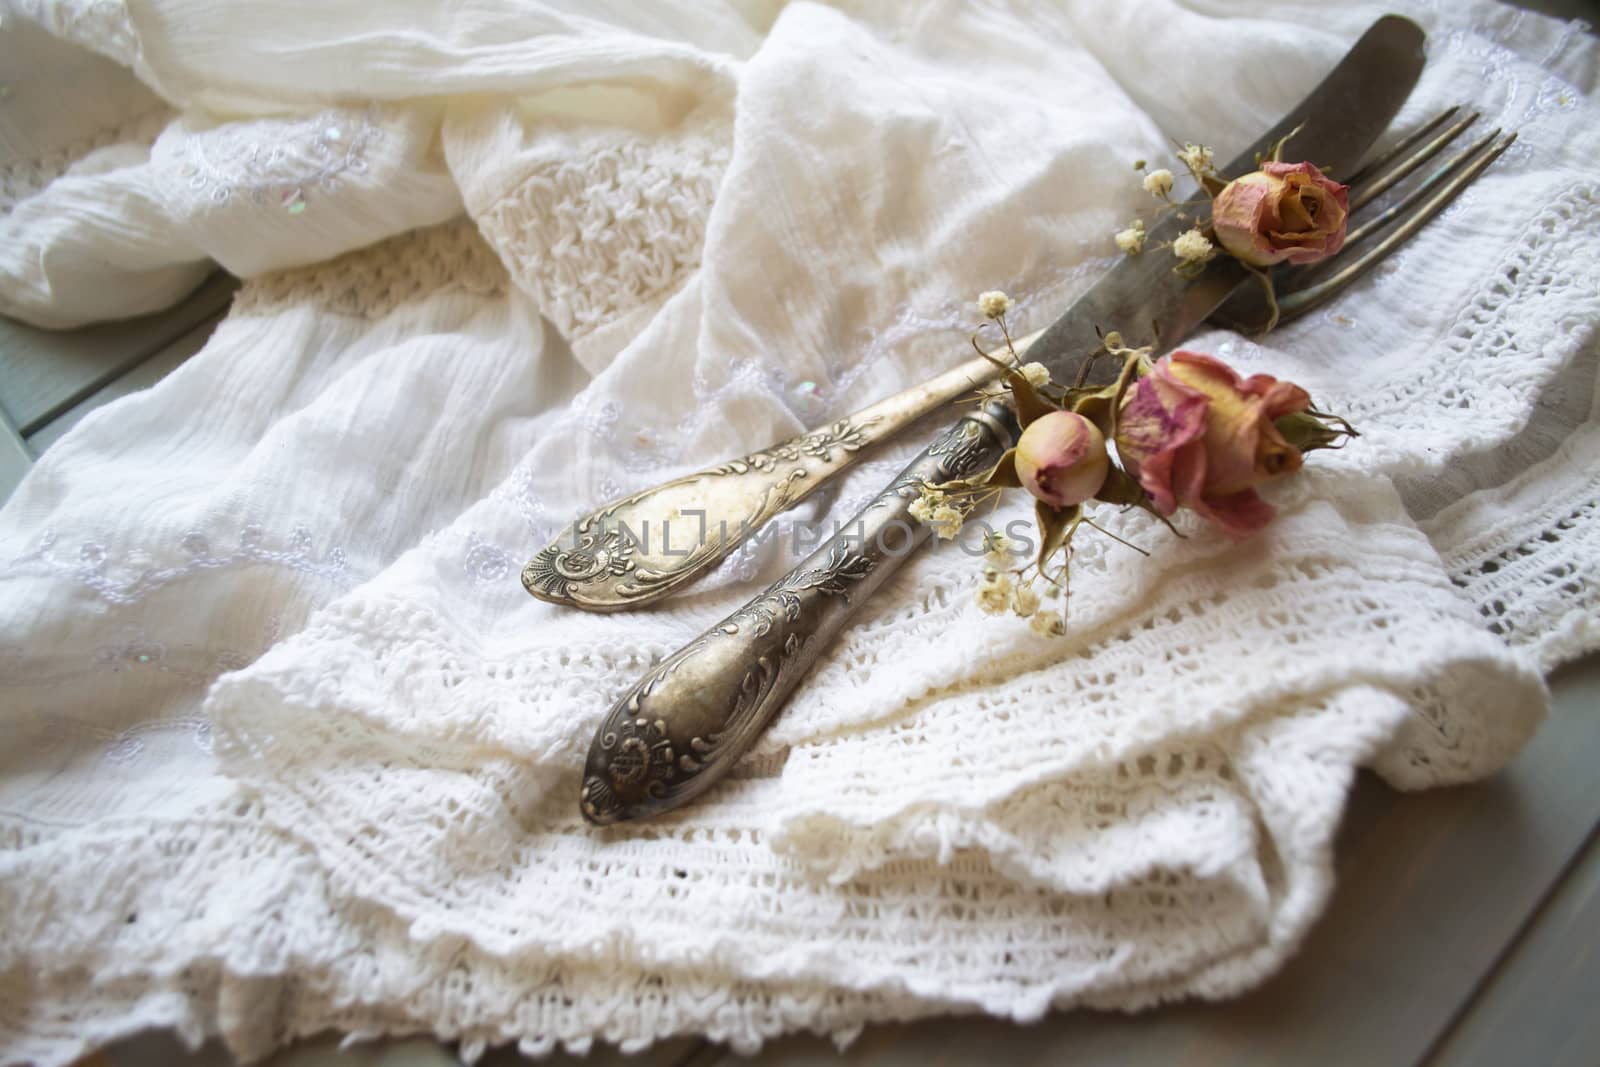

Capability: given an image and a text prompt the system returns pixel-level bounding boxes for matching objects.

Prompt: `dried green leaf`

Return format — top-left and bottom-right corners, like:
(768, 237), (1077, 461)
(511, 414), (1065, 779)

(1073, 392), (1115, 436)
(1275, 410), (1357, 453)
(985, 448), (1022, 489)
(1094, 464), (1147, 507)
(1008, 369), (1057, 428)
(1067, 350), (1144, 438)
(1265, 121), (1306, 165)
(973, 346), (1057, 428)
(1136, 497), (1186, 537)
(942, 448), (1022, 492)
(1035, 500), (1083, 571)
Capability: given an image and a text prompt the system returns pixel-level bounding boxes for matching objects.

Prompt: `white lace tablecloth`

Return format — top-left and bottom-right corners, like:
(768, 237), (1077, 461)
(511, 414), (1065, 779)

(2, 1), (1598, 1063)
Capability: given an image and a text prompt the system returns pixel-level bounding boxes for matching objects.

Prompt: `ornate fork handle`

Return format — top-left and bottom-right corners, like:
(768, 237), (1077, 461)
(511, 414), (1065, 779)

(579, 400), (1016, 824)
(522, 345), (1034, 612)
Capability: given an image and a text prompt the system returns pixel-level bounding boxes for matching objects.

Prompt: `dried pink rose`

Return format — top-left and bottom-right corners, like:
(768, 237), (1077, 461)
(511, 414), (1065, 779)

(1115, 351), (1310, 538)
(1212, 161), (1350, 267)
(1015, 410), (1109, 509)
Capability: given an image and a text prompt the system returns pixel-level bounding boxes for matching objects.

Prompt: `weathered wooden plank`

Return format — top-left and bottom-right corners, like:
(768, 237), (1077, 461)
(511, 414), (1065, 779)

(0, 404), (33, 504)
(26, 309), (224, 456)
(0, 271), (237, 436)
(102, 1030), (701, 1067)
(481, 1037), (703, 1066)
(1425, 814), (1600, 1065)
(706, 655), (1600, 1067)
(104, 1034), (462, 1067)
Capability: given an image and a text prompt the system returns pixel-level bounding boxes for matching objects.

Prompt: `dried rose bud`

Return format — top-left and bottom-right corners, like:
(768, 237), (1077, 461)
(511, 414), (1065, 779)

(1212, 161), (1349, 267)
(1115, 350), (1311, 538)
(1015, 410), (1110, 508)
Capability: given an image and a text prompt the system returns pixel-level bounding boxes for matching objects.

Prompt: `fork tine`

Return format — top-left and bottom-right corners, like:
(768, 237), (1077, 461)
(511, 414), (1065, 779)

(1276, 132), (1517, 325)
(1343, 105), (1462, 188)
(1349, 109), (1480, 213)
(1338, 127), (1507, 251)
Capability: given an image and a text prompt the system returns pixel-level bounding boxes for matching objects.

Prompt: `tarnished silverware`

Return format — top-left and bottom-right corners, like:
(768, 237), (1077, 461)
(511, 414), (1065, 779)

(521, 339), (1039, 612)
(524, 40), (1478, 618)
(580, 16), (1510, 824)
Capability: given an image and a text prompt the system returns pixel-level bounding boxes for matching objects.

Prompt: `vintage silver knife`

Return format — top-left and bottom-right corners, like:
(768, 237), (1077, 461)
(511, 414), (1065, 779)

(579, 15), (1428, 825)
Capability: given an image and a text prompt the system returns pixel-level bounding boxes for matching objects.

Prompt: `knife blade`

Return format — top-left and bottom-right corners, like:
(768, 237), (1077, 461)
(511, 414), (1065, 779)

(579, 15), (1428, 825)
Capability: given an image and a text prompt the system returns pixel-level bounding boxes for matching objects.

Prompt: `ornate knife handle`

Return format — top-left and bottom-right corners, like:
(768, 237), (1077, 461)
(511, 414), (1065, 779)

(523, 339), (1042, 612)
(580, 400), (1017, 824)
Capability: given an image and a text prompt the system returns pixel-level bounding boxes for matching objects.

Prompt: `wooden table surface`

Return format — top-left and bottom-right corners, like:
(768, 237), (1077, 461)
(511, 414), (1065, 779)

(4, 267), (1597, 1067)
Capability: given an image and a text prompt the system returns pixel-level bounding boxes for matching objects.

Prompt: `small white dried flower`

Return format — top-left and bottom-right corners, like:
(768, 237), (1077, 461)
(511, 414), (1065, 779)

(1114, 224), (1146, 255)
(1102, 330), (1124, 350)
(1178, 142), (1214, 173)
(908, 488), (941, 524)
(1172, 227), (1215, 263)
(930, 504), (965, 540)
(977, 573), (1012, 615)
(978, 290), (1013, 319)
(1011, 583), (1040, 618)
(983, 532), (1015, 566)
(1020, 362), (1050, 388)
(1142, 168), (1174, 198)
(1030, 608), (1066, 636)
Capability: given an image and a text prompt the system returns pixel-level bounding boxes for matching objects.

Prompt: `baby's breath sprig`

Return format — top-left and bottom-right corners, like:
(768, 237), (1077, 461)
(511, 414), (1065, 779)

(1141, 167), (1175, 200)
(968, 289), (1050, 401)
(1114, 219), (1147, 254)
(977, 290), (1013, 320)
(1175, 140), (1224, 195)
(911, 303), (1172, 636)
(1125, 146), (1226, 278)
(1177, 141), (1215, 178)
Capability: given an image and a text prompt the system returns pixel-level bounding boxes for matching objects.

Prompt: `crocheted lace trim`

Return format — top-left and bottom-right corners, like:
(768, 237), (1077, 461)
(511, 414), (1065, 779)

(0, 105), (171, 213)
(1412, 184), (1600, 671)
(232, 219), (508, 319)
(0, 510), (1546, 1067)
(473, 127), (730, 342)
(1428, 419), (1600, 671)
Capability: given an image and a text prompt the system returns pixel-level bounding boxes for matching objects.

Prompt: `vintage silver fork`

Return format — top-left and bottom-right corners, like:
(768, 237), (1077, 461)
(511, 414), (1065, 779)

(571, 27), (1519, 826)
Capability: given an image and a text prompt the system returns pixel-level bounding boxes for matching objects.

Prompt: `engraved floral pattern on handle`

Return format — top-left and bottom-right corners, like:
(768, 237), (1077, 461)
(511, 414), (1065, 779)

(580, 401), (1015, 825)
(523, 417), (879, 609)
(524, 351), (1013, 612)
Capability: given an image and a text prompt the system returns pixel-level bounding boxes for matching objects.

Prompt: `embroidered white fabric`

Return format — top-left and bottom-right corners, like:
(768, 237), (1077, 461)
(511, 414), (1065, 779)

(1, 0), (1597, 1063)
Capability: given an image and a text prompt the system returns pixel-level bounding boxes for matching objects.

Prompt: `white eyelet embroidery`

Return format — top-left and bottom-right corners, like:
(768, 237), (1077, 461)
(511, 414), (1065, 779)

(159, 105), (382, 215)
(461, 533), (515, 587)
(0, 522), (353, 606)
